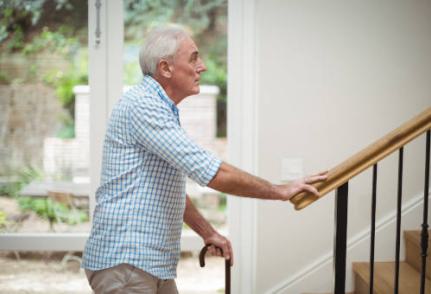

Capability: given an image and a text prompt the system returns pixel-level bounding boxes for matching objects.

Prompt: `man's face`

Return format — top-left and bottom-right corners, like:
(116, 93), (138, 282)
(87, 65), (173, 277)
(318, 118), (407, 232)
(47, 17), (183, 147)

(169, 36), (207, 100)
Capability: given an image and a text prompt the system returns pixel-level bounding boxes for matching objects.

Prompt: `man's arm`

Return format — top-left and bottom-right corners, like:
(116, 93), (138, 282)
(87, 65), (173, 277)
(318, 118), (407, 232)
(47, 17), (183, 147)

(208, 162), (327, 201)
(183, 195), (233, 264)
(186, 162), (326, 263)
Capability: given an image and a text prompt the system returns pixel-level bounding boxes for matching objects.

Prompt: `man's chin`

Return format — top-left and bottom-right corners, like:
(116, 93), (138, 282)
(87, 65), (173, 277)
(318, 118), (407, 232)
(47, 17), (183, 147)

(191, 86), (200, 96)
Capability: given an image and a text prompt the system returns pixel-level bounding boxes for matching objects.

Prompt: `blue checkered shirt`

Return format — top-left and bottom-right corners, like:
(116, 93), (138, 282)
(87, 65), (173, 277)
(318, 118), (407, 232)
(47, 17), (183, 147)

(82, 76), (221, 279)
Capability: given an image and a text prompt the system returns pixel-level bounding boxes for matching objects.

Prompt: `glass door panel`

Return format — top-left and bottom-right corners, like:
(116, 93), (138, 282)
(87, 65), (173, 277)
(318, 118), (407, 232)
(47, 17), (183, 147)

(0, 1), (90, 234)
(123, 0), (228, 228)
(122, 1), (228, 292)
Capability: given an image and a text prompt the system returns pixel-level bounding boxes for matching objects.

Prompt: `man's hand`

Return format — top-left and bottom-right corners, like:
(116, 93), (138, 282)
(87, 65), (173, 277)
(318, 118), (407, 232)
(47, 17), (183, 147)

(208, 162), (328, 202)
(184, 196), (233, 265)
(204, 231), (234, 266)
(274, 171), (328, 201)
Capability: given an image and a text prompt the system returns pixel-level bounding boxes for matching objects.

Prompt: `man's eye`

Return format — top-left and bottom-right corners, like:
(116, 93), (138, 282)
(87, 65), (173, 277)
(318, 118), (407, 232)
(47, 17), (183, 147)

(190, 54), (198, 63)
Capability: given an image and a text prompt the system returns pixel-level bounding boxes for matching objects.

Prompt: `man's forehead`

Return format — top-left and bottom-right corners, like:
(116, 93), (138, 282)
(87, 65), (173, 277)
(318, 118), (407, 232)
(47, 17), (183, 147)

(178, 37), (199, 54)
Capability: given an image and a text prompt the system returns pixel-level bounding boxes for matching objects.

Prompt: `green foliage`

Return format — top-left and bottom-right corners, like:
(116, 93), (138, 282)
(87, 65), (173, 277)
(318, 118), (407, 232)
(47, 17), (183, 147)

(0, 71), (11, 84)
(43, 48), (88, 135)
(22, 26), (79, 56)
(46, 67), (87, 108)
(0, 1), (88, 135)
(201, 55), (227, 137)
(18, 197), (55, 220)
(0, 167), (42, 198)
(0, 210), (8, 231)
(2, 164), (82, 227)
(217, 193), (227, 213)
(124, 57), (142, 85)
(124, 0), (226, 40)
(17, 197), (88, 225)
(56, 118), (75, 139)
(201, 55), (226, 102)
(0, 1), (87, 85)
(6, 26), (25, 51)
(0, 0), (45, 44)
(2, 0), (228, 135)
(123, 0), (228, 103)
(0, 0), (86, 50)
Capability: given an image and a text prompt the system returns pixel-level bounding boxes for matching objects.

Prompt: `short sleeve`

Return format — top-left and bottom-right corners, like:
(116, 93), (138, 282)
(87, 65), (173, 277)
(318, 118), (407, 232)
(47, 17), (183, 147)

(129, 97), (221, 186)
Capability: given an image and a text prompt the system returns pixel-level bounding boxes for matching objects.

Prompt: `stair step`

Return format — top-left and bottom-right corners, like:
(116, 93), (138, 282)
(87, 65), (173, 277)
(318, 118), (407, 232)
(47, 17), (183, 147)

(405, 230), (431, 280)
(302, 292), (355, 294)
(353, 261), (431, 294)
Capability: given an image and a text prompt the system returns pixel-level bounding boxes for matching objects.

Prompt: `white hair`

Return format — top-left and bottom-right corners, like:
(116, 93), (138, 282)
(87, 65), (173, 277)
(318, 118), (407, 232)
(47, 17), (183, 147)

(139, 25), (190, 76)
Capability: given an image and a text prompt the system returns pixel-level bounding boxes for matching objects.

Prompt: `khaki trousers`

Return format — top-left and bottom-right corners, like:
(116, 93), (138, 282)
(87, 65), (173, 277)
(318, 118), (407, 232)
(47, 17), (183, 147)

(85, 264), (178, 294)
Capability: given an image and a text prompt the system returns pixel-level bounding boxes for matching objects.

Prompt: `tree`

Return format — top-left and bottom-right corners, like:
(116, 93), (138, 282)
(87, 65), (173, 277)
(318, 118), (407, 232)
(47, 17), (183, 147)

(0, 0), (87, 52)
(1, 0), (227, 136)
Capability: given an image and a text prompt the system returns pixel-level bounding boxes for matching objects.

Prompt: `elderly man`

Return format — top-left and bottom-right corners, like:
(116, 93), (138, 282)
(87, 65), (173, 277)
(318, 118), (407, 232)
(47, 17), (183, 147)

(82, 26), (326, 294)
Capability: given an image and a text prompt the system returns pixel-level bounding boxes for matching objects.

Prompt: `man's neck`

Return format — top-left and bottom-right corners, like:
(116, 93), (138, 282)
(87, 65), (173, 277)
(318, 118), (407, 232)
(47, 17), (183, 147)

(153, 75), (184, 105)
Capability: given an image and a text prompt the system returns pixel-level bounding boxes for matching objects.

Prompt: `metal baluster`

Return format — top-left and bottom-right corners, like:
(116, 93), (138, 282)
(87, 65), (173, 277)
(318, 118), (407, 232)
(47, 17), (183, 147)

(420, 130), (430, 294)
(394, 148), (404, 294)
(370, 164), (378, 294)
(334, 182), (349, 294)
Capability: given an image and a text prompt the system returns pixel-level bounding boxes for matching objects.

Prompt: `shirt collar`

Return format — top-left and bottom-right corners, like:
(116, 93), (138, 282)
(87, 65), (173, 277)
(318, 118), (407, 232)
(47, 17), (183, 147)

(142, 75), (179, 116)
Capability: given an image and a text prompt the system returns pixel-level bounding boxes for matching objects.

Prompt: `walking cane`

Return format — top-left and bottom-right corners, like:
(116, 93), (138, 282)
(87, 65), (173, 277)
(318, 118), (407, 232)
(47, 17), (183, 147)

(199, 244), (231, 294)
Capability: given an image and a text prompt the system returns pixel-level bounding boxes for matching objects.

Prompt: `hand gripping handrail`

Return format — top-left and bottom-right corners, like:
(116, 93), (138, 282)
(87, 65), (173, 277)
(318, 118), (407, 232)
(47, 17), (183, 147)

(290, 107), (431, 210)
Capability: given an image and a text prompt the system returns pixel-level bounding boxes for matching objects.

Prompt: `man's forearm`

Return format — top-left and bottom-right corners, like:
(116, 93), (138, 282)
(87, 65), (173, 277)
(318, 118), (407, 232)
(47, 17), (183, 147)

(208, 162), (281, 200)
(183, 195), (216, 240)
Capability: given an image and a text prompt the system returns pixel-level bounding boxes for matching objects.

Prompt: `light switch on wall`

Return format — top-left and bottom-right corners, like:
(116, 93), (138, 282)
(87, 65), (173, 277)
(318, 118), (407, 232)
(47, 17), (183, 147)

(281, 157), (304, 182)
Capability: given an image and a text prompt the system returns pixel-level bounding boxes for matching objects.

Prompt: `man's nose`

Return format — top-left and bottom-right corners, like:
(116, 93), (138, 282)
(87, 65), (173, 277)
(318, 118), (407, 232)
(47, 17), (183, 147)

(196, 59), (207, 73)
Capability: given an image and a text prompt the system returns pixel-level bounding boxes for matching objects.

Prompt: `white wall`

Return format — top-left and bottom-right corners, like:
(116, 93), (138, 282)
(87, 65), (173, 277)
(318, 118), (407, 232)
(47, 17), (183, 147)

(253, 1), (431, 292)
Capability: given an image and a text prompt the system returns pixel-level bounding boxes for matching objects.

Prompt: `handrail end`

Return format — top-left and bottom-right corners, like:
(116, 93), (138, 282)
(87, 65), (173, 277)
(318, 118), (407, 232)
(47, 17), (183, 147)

(290, 193), (319, 210)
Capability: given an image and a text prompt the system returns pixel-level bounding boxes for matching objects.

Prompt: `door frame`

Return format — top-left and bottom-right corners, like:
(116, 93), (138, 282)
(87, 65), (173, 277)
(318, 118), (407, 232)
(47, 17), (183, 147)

(88, 0), (124, 218)
(227, 0), (259, 292)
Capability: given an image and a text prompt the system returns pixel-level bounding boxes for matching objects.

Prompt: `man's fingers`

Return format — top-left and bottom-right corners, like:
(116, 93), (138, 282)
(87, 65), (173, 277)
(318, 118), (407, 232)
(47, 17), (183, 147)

(220, 242), (233, 265)
(206, 238), (234, 265)
(305, 172), (328, 184)
(208, 245), (216, 255)
(228, 242), (234, 266)
(219, 244), (229, 259)
(208, 244), (229, 259)
(302, 184), (320, 197)
(209, 245), (220, 256)
(217, 247), (223, 256)
(306, 175), (327, 184)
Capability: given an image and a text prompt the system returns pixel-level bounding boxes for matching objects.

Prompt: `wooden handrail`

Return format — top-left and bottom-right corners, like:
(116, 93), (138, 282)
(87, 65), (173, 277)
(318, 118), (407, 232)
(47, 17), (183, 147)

(290, 107), (431, 210)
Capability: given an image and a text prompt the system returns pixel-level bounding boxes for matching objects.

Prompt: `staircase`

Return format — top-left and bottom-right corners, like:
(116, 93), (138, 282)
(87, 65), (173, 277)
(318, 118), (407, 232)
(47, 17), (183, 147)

(353, 230), (431, 294)
(294, 108), (431, 294)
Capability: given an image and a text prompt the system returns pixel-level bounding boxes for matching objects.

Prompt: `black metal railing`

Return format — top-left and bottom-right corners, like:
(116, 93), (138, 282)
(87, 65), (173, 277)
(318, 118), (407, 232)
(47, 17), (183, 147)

(333, 130), (430, 294)
(420, 130), (430, 294)
(369, 163), (377, 293)
(334, 182), (349, 293)
(394, 147), (404, 293)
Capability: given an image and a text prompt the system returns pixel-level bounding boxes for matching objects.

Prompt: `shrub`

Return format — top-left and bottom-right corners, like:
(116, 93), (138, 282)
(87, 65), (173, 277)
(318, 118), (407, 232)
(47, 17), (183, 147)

(0, 167), (42, 198)
(17, 197), (88, 225)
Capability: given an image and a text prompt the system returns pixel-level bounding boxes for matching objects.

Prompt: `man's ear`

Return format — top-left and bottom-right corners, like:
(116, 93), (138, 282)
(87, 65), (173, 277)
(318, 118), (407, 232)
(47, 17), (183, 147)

(158, 60), (173, 78)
